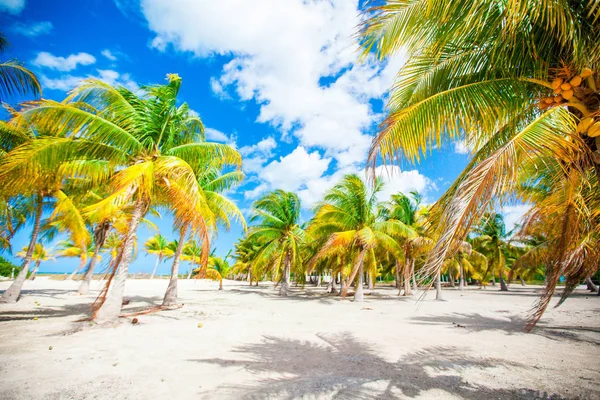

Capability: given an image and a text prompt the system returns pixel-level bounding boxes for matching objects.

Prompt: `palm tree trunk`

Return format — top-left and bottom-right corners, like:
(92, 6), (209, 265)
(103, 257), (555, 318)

(78, 246), (102, 295)
(150, 256), (161, 279)
(367, 270), (374, 290)
(10, 267), (14, 279)
(394, 260), (401, 290)
(162, 225), (187, 307)
(411, 260), (418, 291)
(458, 261), (465, 290)
(93, 199), (146, 324)
(499, 269), (509, 291)
(403, 258), (413, 296)
(186, 258), (195, 280)
(449, 271), (456, 287)
(29, 260), (41, 280)
(1, 193), (43, 303)
(520, 276), (526, 286)
(68, 257), (87, 280)
(353, 249), (367, 302)
(585, 277), (597, 292)
(341, 248), (366, 298)
(435, 270), (443, 300)
(279, 251), (291, 296)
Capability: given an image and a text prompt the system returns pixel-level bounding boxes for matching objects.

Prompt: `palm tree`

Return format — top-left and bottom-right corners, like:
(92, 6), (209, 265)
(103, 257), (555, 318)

(379, 192), (429, 296)
(359, 2), (600, 326)
(472, 214), (513, 291)
(308, 175), (415, 302)
(55, 240), (96, 280)
(8, 75), (240, 322)
(247, 190), (304, 296)
(161, 167), (245, 306)
(17, 243), (53, 280)
(183, 240), (202, 280)
(144, 234), (169, 279)
(0, 32), (41, 99)
(232, 236), (262, 284)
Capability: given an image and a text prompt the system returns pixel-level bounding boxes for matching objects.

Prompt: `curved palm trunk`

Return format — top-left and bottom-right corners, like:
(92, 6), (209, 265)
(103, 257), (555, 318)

(520, 276), (526, 286)
(1, 193), (43, 303)
(403, 258), (413, 296)
(353, 250), (367, 302)
(499, 269), (509, 291)
(279, 251), (291, 296)
(435, 270), (443, 300)
(29, 261), (41, 280)
(78, 247), (102, 295)
(341, 247), (367, 300)
(150, 256), (162, 280)
(411, 260), (418, 291)
(585, 277), (597, 292)
(162, 225), (188, 307)
(68, 257), (87, 280)
(186, 258), (195, 280)
(93, 199), (146, 324)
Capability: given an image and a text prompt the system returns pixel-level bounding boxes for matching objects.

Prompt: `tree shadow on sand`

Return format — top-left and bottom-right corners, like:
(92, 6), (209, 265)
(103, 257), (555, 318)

(410, 313), (600, 346)
(190, 333), (568, 399)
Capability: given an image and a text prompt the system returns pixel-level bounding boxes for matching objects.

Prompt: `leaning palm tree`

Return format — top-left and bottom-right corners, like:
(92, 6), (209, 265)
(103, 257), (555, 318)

(359, 1), (600, 326)
(8, 74), (240, 322)
(308, 174), (415, 302)
(55, 240), (96, 280)
(247, 190), (304, 296)
(144, 234), (169, 279)
(0, 32), (41, 99)
(17, 243), (53, 280)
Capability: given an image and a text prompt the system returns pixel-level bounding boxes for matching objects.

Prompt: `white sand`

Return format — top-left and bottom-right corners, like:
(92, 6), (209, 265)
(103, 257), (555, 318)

(0, 277), (598, 399)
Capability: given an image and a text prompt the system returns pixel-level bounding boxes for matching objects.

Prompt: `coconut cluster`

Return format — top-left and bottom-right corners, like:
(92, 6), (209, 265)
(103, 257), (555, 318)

(539, 68), (595, 110)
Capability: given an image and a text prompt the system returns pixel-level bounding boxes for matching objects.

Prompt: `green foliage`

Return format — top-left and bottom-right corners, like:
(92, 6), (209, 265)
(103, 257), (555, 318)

(0, 255), (18, 277)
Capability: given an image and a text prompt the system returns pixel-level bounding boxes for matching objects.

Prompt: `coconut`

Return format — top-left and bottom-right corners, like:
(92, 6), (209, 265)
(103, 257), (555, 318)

(554, 95), (563, 103)
(569, 76), (582, 87)
(562, 90), (574, 100)
(544, 97), (554, 104)
(560, 82), (572, 91)
(551, 78), (563, 90)
(580, 68), (593, 78)
(553, 87), (562, 95)
(588, 122), (600, 138)
(577, 117), (594, 133)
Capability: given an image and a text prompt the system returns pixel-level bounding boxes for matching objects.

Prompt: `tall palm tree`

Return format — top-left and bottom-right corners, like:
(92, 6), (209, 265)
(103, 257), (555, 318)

(379, 191), (428, 296)
(144, 234), (169, 279)
(308, 175), (415, 302)
(8, 75), (240, 322)
(472, 213), (515, 292)
(0, 32), (41, 99)
(162, 167), (245, 306)
(247, 190), (304, 296)
(359, 1), (600, 326)
(17, 243), (53, 280)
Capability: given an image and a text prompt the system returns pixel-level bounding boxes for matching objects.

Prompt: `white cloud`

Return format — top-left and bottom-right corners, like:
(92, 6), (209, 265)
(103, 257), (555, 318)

(239, 137), (278, 175)
(140, 0), (406, 167)
(33, 51), (96, 71)
(243, 146), (331, 202)
(10, 21), (52, 37)
(454, 140), (473, 155)
(374, 166), (433, 202)
(205, 127), (236, 144)
(0, 0), (25, 14)
(41, 69), (139, 92)
(503, 204), (530, 234)
(101, 49), (117, 61)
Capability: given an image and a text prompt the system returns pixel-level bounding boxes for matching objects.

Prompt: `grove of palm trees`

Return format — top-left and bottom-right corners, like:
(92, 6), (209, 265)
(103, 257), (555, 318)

(0, 1), (598, 399)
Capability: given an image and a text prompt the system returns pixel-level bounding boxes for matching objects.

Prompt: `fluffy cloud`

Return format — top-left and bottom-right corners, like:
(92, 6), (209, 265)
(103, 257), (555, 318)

(239, 137), (277, 175)
(41, 69), (139, 92)
(140, 0), (405, 168)
(33, 51), (96, 71)
(503, 204), (531, 234)
(454, 140), (473, 155)
(373, 166), (434, 203)
(0, 0), (25, 14)
(101, 49), (117, 61)
(205, 127), (236, 144)
(10, 21), (52, 37)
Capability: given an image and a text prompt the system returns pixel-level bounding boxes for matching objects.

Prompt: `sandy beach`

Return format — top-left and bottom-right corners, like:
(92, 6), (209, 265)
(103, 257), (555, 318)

(0, 278), (598, 400)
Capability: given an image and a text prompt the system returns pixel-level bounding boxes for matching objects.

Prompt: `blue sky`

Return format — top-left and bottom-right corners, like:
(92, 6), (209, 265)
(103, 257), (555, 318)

(0, 0), (527, 275)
